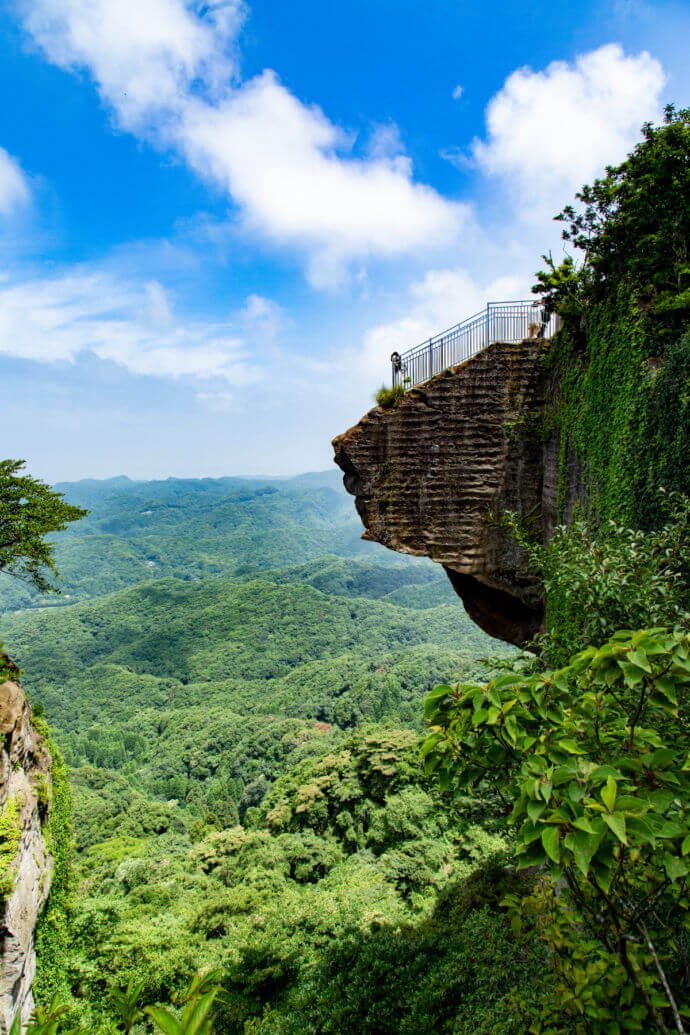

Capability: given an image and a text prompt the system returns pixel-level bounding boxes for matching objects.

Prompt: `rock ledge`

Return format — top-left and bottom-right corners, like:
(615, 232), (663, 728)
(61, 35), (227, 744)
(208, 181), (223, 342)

(0, 667), (53, 1034)
(333, 339), (581, 645)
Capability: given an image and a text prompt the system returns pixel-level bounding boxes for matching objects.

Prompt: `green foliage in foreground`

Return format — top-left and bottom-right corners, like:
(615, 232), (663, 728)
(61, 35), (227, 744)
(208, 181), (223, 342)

(424, 627), (690, 1033)
(11, 970), (222, 1034)
(505, 492), (690, 664)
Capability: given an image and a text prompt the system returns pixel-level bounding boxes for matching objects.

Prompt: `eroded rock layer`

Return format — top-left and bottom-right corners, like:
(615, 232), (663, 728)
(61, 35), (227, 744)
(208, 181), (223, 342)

(333, 339), (581, 645)
(0, 663), (53, 1034)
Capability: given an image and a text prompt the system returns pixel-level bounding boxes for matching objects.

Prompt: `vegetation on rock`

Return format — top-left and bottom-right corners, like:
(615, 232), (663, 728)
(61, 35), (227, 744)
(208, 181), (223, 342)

(535, 106), (690, 529)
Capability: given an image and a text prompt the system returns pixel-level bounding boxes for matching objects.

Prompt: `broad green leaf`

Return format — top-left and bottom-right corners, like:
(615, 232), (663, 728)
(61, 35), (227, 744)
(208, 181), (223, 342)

(492, 673), (522, 690)
(652, 678), (678, 705)
(573, 816), (596, 834)
(565, 829), (598, 877)
(541, 825), (560, 864)
(657, 819), (685, 839)
(664, 855), (690, 882)
(504, 714), (518, 744)
(651, 747), (676, 767)
(614, 795), (649, 812)
(419, 731), (442, 758)
(425, 683), (455, 700)
(602, 812), (627, 845)
(145, 1007), (182, 1035)
(526, 800), (546, 822)
(617, 661), (645, 688)
(518, 824), (544, 846)
(628, 649), (652, 672)
(626, 815), (656, 846)
(601, 776), (617, 813)
(181, 992), (217, 1034)
(557, 738), (583, 754)
(591, 855), (614, 893)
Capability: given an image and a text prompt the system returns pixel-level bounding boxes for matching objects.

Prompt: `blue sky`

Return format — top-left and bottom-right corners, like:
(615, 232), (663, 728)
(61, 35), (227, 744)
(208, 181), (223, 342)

(0, 0), (688, 480)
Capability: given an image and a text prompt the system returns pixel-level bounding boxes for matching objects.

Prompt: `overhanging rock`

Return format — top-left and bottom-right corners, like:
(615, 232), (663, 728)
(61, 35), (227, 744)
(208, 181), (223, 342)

(333, 339), (582, 646)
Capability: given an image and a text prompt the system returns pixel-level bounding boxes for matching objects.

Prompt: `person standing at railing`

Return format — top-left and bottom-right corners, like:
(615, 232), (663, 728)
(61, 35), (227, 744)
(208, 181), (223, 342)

(528, 301), (550, 338)
(391, 351), (403, 385)
(539, 301), (550, 338)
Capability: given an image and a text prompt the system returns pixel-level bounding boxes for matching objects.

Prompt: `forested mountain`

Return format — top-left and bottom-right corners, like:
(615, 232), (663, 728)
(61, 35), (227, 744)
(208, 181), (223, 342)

(0, 471), (402, 610)
(0, 474), (525, 1032)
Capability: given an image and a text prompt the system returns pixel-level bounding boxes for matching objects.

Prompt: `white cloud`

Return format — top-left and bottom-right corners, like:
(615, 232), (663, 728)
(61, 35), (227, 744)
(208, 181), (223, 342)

(472, 43), (665, 216)
(452, 84), (463, 100)
(0, 268), (260, 383)
(0, 148), (31, 215)
(180, 73), (468, 286)
(238, 293), (285, 340)
(21, 0), (244, 132)
(20, 0), (467, 286)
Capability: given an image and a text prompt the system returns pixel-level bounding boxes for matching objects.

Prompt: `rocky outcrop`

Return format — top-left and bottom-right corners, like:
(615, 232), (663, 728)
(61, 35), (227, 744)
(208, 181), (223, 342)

(0, 662), (53, 1034)
(333, 339), (583, 646)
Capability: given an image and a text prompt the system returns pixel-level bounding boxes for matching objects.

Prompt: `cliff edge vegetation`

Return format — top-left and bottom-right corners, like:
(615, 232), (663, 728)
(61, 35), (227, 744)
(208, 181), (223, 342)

(420, 108), (690, 1035)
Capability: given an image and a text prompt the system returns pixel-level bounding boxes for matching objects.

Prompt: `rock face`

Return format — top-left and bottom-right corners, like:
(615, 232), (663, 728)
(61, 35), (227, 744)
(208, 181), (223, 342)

(333, 339), (583, 646)
(0, 662), (53, 1034)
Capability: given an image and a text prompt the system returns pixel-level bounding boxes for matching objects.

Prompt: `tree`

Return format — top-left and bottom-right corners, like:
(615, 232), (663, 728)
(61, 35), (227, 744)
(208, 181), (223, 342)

(0, 459), (87, 593)
(534, 105), (690, 340)
(423, 628), (690, 1033)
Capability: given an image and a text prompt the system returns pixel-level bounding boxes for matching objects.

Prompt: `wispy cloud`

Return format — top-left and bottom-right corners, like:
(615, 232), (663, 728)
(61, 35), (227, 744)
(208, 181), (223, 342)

(0, 147), (31, 215)
(0, 267), (260, 383)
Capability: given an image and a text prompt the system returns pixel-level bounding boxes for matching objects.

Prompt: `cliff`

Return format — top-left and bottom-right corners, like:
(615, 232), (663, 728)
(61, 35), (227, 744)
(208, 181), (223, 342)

(0, 662), (53, 1034)
(333, 339), (583, 646)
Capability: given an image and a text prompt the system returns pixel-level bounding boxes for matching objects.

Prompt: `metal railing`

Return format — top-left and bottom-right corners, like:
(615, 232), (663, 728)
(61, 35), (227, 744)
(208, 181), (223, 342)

(391, 300), (561, 390)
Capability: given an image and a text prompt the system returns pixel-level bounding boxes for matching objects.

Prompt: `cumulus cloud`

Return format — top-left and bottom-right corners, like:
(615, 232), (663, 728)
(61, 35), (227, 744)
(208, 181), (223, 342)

(0, 268), (260, 383)
(180, 73), (467, 286)
(472, 43), (665, 216)
(0, 147), (31, 215)
(20, 0), (467, 286)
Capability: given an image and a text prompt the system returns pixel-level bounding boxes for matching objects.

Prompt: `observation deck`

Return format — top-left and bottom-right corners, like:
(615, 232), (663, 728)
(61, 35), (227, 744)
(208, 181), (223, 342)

(391, 300), (561, 390)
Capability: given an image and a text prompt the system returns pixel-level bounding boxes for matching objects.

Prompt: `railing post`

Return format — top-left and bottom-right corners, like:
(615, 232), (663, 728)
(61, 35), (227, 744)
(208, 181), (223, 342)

(485, 303), (490, 347)
(428, 337), (433, 379)
(392, 359), (397, 388)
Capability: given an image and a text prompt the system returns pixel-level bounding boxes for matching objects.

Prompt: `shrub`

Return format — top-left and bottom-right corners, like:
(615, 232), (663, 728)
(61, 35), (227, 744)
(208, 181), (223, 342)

(423, 626), (690, 1033)
(375, 384), (404, 408)
(505, 491), (690, 665)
